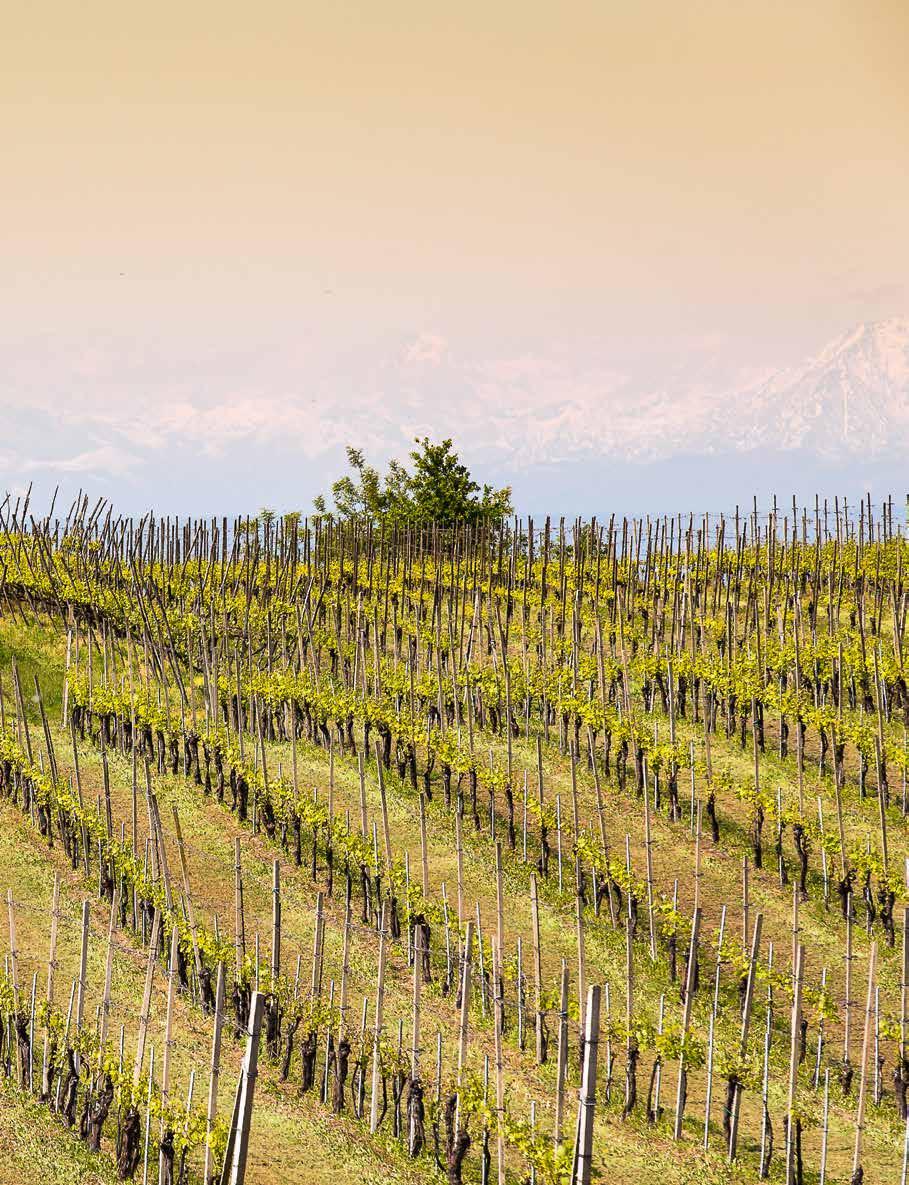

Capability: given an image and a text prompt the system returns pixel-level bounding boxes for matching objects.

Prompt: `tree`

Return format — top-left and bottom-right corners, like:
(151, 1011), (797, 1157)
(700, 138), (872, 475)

(315, 439), (512, 526)
(314, 448), (406, 519)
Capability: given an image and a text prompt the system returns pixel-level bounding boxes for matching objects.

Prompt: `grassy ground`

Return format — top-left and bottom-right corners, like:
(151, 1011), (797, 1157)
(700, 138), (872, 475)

(0, 1077), (118, 1185)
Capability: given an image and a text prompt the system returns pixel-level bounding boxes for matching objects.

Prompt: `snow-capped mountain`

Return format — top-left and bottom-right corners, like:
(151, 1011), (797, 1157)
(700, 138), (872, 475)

(5, 314), (908, 516)
(714, 316), (909, 457)
(442, 316), (909, 469)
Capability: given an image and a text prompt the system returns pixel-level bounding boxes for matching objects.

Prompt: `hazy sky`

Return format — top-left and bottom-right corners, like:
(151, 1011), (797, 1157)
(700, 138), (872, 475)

(3, 1), (909, 513)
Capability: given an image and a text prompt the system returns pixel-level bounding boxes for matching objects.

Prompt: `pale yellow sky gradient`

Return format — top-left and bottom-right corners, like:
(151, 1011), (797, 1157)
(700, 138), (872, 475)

(5, 2), (908, 321)
(2, 1), (908, 509)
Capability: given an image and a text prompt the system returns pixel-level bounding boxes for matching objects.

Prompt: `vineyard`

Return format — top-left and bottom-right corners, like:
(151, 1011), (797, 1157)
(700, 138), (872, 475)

(0, 493), (907, 1185)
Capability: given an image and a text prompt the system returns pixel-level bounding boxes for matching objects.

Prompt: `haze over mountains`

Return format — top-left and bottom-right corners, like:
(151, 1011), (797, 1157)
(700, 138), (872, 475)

(700, 316), (909, 459)
(5, 317), (908, 516)
(488, 315), (909, 514)
(387, 316), (909, 513)
(462, 315), (909, 468)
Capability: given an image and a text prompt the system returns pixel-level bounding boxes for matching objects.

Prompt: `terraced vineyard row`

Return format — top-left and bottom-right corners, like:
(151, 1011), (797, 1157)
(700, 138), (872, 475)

(0, 495), (906, 1184)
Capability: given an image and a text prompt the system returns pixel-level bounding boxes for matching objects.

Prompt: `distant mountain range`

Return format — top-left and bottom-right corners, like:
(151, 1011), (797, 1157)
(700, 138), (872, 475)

(410, 317), (909, 476)
(525, 316), (909, 465)
(712, 316), (909, 458)
(5, 315), (907, 516)
(459, 315), (909, 512)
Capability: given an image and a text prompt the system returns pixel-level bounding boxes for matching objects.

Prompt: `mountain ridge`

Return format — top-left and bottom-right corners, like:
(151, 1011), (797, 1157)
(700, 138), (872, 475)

(716, 315), (909, 457)
(488, 315), (909, 468)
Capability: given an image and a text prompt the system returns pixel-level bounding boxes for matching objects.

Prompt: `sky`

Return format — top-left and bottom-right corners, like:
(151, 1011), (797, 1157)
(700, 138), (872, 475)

(3, 1), (909, 517)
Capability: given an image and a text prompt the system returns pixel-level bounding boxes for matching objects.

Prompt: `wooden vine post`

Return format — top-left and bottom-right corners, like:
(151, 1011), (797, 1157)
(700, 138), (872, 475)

(851, 942), (878, 1185)
(572, 984), (601, 1185)
(204, 963), (227, 1185)
(530, 872), (545, 1064)
(455, 918), (475, 1134)
(673, 906), (701, 1139)
(785, 943), (805, 1185)
(369, 899), (388, 1134)
(271, 859), (281, 982)
(492, 936), (506, 1184)
(160, 922), (180, 1178)
(727, 912), (763, 1160)
(554, 960), (569, 1150)
(234, 839), (245, 982)
(410, 918), (422, 1155)
(220, 990), (265, 1185)
(74, 899), (90, 1070)
(99, 889), (119, 1054)
(172, 804), (204, 987)
(6, 888), (20, 1079)
(42, 871), (61, 1097)
(133, 910), (161, 1090)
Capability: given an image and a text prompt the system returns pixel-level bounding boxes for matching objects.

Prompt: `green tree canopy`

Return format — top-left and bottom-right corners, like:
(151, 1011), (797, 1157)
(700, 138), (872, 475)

(314, 439), (512, 526)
